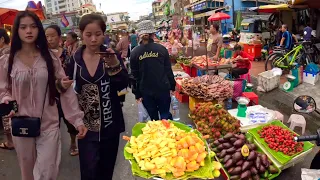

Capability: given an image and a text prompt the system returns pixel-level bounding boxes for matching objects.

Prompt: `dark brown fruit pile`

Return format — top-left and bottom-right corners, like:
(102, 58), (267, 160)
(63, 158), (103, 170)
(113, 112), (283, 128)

(190, 102), (241, 141)
(212, 133), (279, 180)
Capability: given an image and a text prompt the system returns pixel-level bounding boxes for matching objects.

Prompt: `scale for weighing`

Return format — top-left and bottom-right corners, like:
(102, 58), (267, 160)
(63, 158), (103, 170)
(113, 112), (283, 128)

(245, 83), (253, 92)
(283, 74), (296, 92)
(236, 97), (250, 117)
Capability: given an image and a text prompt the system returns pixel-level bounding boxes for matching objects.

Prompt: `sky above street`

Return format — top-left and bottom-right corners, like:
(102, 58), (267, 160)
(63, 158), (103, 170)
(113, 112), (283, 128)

(0, 0), (154, 20)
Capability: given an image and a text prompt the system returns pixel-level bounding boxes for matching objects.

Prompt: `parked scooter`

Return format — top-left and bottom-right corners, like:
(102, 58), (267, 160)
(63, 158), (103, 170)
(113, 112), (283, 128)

(293, 95), (320, 169)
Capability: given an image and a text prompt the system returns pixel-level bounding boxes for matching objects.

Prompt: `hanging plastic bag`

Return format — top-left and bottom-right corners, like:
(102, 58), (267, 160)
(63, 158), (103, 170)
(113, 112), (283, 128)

(138, 102), (150, 122)
(301, 168), (320, 180)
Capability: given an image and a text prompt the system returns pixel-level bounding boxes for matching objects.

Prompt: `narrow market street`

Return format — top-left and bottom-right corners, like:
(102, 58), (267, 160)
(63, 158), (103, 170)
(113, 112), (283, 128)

(0, 90), (318, 180)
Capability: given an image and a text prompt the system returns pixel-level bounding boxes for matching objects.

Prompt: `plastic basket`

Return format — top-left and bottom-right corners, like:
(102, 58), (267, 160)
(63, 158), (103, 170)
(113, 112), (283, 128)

(258, 71), (280, 92)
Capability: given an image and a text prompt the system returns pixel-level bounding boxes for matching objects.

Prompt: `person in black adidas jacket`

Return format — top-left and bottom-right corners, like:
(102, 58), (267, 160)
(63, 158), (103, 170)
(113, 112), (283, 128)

(130, 20), (175, 120)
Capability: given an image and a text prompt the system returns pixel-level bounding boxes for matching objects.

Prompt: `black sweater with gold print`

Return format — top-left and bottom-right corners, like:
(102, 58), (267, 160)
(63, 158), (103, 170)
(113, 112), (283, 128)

(130, 39), (175, 99)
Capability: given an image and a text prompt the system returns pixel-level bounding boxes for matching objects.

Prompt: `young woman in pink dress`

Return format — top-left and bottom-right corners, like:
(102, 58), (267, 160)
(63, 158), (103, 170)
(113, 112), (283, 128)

(0, 11), (87, 180)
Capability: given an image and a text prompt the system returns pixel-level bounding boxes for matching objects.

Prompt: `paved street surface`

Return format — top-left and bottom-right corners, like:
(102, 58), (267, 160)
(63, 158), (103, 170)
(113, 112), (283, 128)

(0, 91), (319, 180)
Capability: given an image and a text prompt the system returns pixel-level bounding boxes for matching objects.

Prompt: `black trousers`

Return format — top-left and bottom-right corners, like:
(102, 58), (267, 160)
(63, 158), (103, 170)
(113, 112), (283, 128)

(142, 91), (173, 120)
(57, 97), (78, 135)
(231, 68), (249, 79)
(78, 134), (120, 180)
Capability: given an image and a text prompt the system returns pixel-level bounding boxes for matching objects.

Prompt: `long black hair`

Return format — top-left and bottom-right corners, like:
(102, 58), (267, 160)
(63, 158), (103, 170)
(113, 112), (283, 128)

(8, 11), (56, 105)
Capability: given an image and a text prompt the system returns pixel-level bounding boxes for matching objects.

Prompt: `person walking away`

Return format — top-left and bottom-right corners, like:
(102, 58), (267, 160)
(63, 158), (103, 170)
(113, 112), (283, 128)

(231, 44), (251, 78)
(116, 31), (129, 60)
(60, 14), (128, 179)
(130, 20), (175, 120)
(303, 24), (313, 41)
(207, 22), (223, 61)
(66, 31), (79, 56)
(0, 11), (87, 180)
(280, 24), (298, 50)
(130, 29), (138, 50)
(45, 25), (79, 156)
(116, 32), (129, 104)
(0, 28), (14, 150)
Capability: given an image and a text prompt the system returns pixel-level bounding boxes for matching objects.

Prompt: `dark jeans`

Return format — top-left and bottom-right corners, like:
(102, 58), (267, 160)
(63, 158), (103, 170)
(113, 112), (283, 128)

(142, 91), (172, 120)
(231, 68), (249, 79)
(78, 134), (120, 180)
(57, 97), (78, 135)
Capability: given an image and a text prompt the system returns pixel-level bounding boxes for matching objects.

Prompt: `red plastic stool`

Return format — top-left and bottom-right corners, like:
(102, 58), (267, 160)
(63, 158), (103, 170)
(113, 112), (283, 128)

(242, 92), (259, 106)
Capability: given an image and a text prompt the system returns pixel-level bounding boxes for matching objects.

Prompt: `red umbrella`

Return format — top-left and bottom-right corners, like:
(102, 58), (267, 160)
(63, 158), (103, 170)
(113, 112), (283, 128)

(208, 12), (230, 21)
(0, 8), (18, 25)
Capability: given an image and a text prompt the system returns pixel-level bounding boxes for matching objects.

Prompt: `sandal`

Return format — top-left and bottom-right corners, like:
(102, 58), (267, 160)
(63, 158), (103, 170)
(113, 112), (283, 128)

(0, 142), (14, 150)
(69, 146), (79, 156)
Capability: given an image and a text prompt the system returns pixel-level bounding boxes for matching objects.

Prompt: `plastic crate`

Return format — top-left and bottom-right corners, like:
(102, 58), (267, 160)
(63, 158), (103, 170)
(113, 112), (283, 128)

(183, 65), (192, 76)
(191, 66), (197, 77)
(243, 43), (262, 60)
(258, 70), (280, 92)
(175, 91), (189, 103)
(175, 78), (183, 92)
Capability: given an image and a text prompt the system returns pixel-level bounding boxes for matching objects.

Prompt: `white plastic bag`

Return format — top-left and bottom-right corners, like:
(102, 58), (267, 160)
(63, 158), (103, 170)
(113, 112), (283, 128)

(301, 168), (320, 180)
(138, 102), (150, 122)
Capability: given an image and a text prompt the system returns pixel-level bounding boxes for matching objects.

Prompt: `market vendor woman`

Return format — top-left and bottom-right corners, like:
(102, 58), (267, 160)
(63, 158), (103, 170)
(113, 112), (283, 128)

(207, 23), (223, 60)
(231, 44), (251, 78)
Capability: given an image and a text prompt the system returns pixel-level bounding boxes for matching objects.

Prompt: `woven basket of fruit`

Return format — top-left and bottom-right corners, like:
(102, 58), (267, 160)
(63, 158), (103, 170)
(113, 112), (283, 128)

(123, 120), (222, 179)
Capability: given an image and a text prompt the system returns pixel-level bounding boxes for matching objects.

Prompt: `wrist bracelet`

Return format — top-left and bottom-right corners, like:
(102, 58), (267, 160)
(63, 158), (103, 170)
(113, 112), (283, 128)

(108, 65), (122, 76)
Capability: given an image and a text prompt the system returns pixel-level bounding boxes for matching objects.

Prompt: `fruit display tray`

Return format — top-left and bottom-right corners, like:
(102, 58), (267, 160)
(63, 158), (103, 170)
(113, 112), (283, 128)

(124, 121), (216, 180)
(248, 120), (314, 165)
(210, 133), (281, 180)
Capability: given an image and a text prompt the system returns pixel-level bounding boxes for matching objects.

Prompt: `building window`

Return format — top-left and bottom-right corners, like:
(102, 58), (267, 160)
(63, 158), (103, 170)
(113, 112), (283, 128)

(47, 3), (51, 7)
(55, 7), (58, 11)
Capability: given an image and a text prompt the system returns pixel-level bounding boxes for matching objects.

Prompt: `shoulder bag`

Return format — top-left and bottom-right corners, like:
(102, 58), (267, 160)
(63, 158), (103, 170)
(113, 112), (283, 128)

(11, 86), (48, 137)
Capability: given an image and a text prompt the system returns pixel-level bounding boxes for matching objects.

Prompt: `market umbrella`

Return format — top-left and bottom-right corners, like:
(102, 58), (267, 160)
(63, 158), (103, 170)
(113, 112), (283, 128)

(258, 4), (292, 13)
(208, 12), (230, 21)
(0, 8), (18, 25)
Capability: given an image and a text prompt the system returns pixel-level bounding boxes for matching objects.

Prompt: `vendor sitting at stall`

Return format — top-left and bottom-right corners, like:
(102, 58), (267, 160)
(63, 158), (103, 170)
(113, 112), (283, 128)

(231, 44), (251, 78)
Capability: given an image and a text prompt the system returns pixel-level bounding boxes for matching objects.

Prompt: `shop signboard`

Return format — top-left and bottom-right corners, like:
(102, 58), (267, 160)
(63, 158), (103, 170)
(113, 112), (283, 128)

(193, 2), (207, 12)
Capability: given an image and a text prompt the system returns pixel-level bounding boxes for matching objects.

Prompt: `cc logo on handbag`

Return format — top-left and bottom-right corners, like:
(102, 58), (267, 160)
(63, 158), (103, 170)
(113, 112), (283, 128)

(19, 128), (28, 135)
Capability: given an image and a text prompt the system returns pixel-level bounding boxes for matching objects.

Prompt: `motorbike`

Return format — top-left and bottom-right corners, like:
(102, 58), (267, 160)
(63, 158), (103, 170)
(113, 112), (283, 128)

(293, 95), (320, 170)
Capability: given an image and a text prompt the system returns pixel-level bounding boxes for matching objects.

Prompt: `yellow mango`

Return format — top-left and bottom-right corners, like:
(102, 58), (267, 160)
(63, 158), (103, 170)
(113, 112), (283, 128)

(196, 152), (207, 163)
(173, 171), (185, 177)
(171, 148), (177, 157)
(174, 156), (186, 170)
(151, 169), (166, 175)
(195, 143), (205, 153)
(186, 136), (196, 146)
(188, 152), (198, 161)
(178, 149), (189, 159)
(170, 157), (177, 166)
